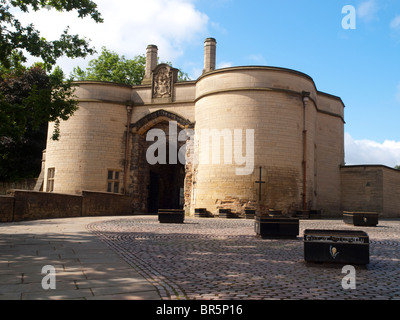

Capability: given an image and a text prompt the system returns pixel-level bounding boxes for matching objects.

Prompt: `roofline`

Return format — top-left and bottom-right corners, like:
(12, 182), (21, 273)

(341, 164), (400, 173)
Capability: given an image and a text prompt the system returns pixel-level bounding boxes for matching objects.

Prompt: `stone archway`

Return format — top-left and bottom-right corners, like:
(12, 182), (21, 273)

(129, 110), (194, 214)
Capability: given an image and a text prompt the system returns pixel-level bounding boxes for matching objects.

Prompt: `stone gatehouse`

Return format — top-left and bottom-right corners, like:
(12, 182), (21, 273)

(37, 38), (400, 218)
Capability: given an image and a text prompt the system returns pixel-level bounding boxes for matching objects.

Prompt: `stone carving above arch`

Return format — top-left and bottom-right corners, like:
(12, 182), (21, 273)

(131, 109), (194, 135)
(152, 64), (179, 103)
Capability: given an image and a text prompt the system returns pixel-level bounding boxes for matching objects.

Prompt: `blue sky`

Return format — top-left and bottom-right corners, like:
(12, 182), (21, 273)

(15, 0), (400, 166)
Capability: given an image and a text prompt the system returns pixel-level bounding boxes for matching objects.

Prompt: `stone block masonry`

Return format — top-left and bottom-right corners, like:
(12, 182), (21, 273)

(38, 39), (400, 218)
(0, 196), (14, 222)
(0, 190), (133, 222)
(340, 165), (400, 218)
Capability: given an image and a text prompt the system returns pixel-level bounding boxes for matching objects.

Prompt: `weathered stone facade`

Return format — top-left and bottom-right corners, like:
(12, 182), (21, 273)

(39, 38), (400, 218)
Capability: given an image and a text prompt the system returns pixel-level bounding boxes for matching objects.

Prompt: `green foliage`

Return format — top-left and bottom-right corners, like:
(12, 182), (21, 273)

(0, 64), (78, 180)
(1, 63), (78, 141)
(178, 70), (190, 82)
(395, 165), (400, 170)
(0, 0), (103, 70)
(71, 47), (146, 85)
(0, 122), (47, 180)
(71, 47), (192, 85)
(0, 0), (102, 181)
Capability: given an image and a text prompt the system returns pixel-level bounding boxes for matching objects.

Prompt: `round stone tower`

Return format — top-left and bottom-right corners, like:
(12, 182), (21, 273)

(44, 81), (132, 194)
(194, 66), (318, 214)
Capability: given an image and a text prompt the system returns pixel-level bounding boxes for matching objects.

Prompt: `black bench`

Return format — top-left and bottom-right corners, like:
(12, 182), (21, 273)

(245, 209), (256, 220)
(304, 229), (370, 265)
(195, 208), (209, 218)
(295, 210), (322, 219)
(268, 209), (283, 217)
(158, 209), (185, 224)
(255, 216), (299, 239)
(296, 210), (310, 219)
(219, 209), (239, 219)
(309, 209), (322, 219)
(343, 211), (379, 227)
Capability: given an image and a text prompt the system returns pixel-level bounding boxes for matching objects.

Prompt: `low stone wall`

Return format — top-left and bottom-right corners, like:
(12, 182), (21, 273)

(0, 196), (14, 222)
(340, 165), (400, 218)
(0, 190), (133, 223)
(0, 179), (37, 195)
(82, 191), (132, 217)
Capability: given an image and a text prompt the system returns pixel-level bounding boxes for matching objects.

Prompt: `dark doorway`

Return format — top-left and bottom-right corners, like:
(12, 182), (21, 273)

(148, 171), (160, 213)
(147, 163), (185, 213)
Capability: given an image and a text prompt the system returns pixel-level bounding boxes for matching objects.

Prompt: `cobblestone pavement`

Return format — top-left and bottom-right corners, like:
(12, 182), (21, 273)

(87, 216), (400, 300)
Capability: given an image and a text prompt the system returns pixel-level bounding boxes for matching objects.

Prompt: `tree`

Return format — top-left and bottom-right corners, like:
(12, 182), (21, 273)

(0, 0), (103, 71)
(1, 59), (78, 140)
(0, 63), (78, 180)
(71, 47), (146, 85)
(395, 165), (400, 170)
(0, 0), (103, 181)
(70, 47), (191, 85)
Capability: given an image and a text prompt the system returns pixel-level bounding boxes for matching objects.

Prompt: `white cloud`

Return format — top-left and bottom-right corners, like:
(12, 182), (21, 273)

(390, 15), (400, 29)
(217, 61), (233, 69)
(345, 133), (400, 167)
(357, 0), (378, 21)
(13, 0), (209, 74)
(246, 54), (267, 65)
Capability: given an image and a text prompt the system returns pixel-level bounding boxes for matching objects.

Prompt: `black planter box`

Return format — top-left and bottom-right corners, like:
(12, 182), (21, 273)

(219, 209), (239, 219)
(255, 217), (299, 239)
(245, 209), (256, 220)
(310, 210), (322, 219)
(195, 208), (209, 218)
(304, 229), (370, 265)
(296, 210), (310, 219)
(158, 209), (185, 224)
(343, 212), (379, 227)
(268, 210), (283, 217)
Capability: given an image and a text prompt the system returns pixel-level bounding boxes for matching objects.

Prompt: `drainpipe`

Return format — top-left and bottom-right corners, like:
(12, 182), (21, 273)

(302, 92), (310, 210)
(124, 104), (133, 195)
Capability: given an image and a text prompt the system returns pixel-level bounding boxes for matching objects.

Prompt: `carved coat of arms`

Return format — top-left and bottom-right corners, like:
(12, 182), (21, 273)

(153, 67), (172, 98)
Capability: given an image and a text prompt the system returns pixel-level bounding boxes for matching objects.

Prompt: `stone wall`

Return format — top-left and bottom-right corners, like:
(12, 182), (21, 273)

(315, 110), (344, 216)
(0, 196), (14, 222)
(10, 190), (82, 222)
(193, 67), (320, 215)
(82, 191), (132, 216)
(44, 81), (132, 195)
(0, 179), (37, 195)
(45, 101), (128, 195)
(382, 167), (400, 217)
(0, 190), (133, 223)
(340, 165), (400, 218)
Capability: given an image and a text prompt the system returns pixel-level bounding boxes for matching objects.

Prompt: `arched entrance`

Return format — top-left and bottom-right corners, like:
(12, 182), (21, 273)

(130, 110), (193, 214)
(147, 161), (185, 213)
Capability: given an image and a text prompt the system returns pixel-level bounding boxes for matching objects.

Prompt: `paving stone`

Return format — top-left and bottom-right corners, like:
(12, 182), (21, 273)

(0, 217), (160, 300)
(2, 216), (400, 300)
(87, 216), (400, 300)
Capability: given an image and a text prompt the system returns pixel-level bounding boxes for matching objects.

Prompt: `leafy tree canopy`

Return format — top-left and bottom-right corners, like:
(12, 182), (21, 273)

(1, 61), (78, 141)
(395, 165), (400, 170)
(70, 46), (191, 85)
(0, 61), (78, 180)
(71, 47), (146, 85)
(0, 0), (103, 71)
(0, 0), (103, 181)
